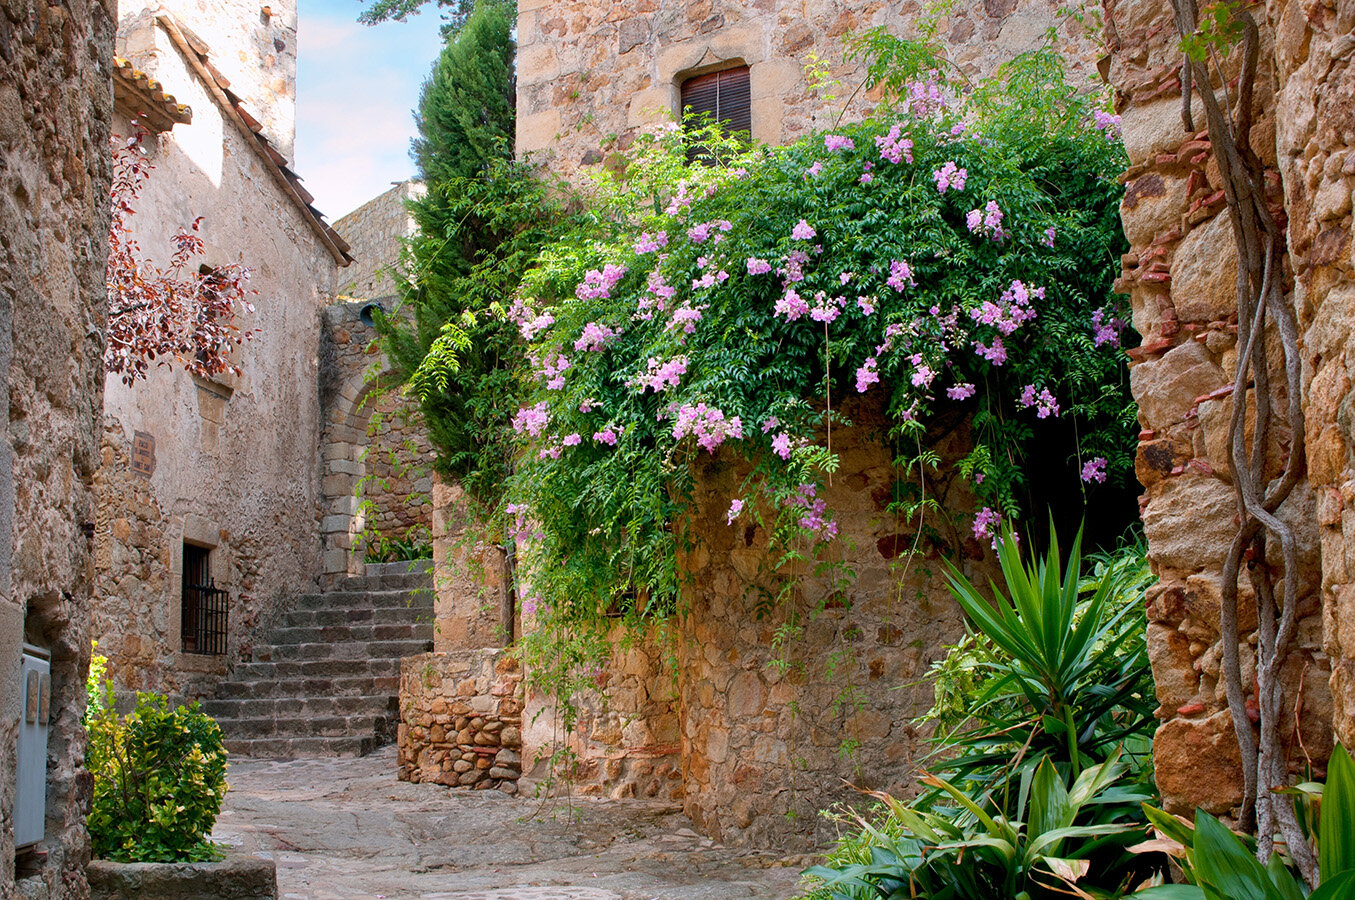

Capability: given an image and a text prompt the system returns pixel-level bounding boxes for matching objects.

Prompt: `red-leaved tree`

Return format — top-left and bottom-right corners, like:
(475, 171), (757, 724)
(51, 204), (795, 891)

(105, 129), (256, 385)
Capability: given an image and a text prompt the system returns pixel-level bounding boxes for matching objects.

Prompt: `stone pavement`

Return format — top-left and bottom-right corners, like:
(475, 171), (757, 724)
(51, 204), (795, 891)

(212, 747), (809, 900)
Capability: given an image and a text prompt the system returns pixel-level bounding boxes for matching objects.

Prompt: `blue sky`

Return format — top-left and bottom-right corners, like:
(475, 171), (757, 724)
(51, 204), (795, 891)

(295, 0), (446, 219)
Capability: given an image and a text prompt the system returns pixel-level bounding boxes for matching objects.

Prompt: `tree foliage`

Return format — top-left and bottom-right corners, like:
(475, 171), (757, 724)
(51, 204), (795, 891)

(105, 130), (255, 386)
(357, 0), (472, 35)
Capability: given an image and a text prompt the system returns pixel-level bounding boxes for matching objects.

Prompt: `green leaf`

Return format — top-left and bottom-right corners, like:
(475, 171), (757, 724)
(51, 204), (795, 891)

(1311, 869), (1355, 900)
(1192, 812), (1282, 900)
(1321, 743), (1355, 878)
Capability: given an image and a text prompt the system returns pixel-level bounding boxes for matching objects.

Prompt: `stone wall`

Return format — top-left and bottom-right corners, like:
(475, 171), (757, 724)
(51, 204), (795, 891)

(318, 302), (433, 582)
(519, 623), (684, 802)
(0, 0), (114, 896)
(397, 649), (525, 792)
(92, 9), (339, 701)
(672, 399), (987, 848)
(516, 0), (1103, 182)
(1105, 0), (1351, 817)
(333, 180), (424, 301)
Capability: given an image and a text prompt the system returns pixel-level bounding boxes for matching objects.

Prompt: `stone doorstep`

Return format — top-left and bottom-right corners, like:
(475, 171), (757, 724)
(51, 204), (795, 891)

(87, 849), (277, 900)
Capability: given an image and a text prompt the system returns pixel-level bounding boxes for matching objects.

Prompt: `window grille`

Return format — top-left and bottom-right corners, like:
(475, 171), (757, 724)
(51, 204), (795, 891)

(181, 543), (228, 656)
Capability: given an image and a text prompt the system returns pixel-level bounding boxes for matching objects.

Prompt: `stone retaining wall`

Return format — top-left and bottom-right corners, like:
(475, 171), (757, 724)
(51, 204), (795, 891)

(397, 649), (525, 792)
(1105, 0), (1353, 816)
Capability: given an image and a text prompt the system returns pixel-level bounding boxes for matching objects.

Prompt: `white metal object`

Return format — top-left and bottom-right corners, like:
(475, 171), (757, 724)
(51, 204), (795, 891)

(16, 643), (51, 848)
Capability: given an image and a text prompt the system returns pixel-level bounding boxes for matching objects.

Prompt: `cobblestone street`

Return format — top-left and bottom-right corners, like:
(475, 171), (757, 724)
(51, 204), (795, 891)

(212, 748), (807, 900)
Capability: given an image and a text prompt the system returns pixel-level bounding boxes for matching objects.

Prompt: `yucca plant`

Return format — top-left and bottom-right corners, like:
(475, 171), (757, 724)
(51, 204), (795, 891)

(1133, 744), (1355, 899)
(806, 750), (1158, 899)
(937, 523), (1155, 805)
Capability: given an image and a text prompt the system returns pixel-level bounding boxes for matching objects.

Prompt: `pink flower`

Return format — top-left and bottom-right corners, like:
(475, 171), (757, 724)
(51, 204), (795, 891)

(886, 259), (914, 292)
(805, 161), (822, 177)
(1018, 384), (1060, 418)
(972, 506), (1002, 547)
(688, 222), (712, 244)
(575, 263), (628, 300)
(635, 231), (668, 253)
(770, 433), (792, 459)
(1091, 308), (1122, 347)
(512, 401), (550, 436)
(875, 124), (913, 164)
(520, 312), (555, 340)
(539, 445), (562, 460)
(562, 433), (582, 447)
(574, 322), (619, 351)
(975, 338), (1007, 365)
(947, 383), (976, 401)
(747, 257), (773, 275)
(633, 355), (689, 392)
(932, 161), (967, 193)
(857, 296), (876, 315)
(594, 429), (618, 446)
(859, 173), (874, 184)
(775, 289), (810, 321)
(727, 499), (745, 524)
(791, 219), (816, 240)
(856, 357), (879, 392)
(1043, 226), (1057, 248)
(668, 304), (706, 335)
(824, 134), (855, 151)
(671, 403), (743, 452)
(1081, 457), (1108, 483)
(761, 416), (779, 433)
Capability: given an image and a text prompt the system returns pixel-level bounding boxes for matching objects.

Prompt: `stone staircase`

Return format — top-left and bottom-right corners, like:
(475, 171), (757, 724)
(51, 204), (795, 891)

(203, 561), (434, 758)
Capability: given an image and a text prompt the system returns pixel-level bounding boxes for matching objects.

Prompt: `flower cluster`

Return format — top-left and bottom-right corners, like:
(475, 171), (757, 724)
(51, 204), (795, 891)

(788, 483), (837, 539)
(966, 201), (1005, 239)
(575, 263), (628, 300)
(671, 402), (743, 452)
(574, 322), (619, 351)
(932, 161), (967, 193)
(632, 355), (689, 392)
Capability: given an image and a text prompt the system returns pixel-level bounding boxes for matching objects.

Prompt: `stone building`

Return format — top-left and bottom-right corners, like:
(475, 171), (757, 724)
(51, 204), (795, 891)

(399, 0), (1114, 848)
(1106, 0), (1355, 817)
(0, 0), (113, 896)
(92, 0), (353, 702)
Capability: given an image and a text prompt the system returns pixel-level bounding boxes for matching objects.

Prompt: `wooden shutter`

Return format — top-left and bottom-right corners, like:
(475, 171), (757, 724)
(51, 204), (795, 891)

(681, 66), (752, 147)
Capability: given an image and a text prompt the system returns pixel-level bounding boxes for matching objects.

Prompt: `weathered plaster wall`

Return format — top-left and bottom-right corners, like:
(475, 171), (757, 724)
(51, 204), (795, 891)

(318, 302), (433, 582)
(333, 180), (425, 301)
(0, 0), (114, 895)
(117, 0), (297, 160)
(516, 0), (1103, 181)
(1105, 0), (1350, 817)
(92, 14), (337, 701)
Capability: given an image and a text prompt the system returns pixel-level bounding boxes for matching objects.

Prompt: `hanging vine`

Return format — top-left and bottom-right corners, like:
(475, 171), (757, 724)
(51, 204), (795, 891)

(1169, 0), (1314, 883)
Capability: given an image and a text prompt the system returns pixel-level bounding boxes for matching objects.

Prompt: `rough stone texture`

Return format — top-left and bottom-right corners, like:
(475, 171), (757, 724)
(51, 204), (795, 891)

(86, 851), (277, 900)
(515, 0), (1103, 183)
(520, 622), (684, 803)
(318, 301), (433, 583)
(0, 1), (114, 897)
(332, 180), (425, 301)
(116, 0), (297, 161)
(429, 477), (509, 651)
(213, 749), (802, 899)
(92, 5), (341, 701)
(397, 650), (524, 792)
(671, 398), (990, 848)
(1104, 0), (1343, 817)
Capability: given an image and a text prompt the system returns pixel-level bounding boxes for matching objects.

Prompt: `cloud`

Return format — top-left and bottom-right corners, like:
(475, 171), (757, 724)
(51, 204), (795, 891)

(295, 0), (444, 218)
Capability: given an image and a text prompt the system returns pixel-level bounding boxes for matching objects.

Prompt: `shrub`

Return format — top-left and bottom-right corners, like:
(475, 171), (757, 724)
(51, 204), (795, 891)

(86, 689), (229, 862)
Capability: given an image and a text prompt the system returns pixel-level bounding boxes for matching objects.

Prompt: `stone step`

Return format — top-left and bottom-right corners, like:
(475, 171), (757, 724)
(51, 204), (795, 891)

(218, 713), (392, 740)
(280, 606), (433, 629)
(253, 638), (432, 663)
(224, 735), (378, 758)
(214, 674), (401, 700)
(294, 588), (435, 612)
(263, 622), (430, 647)
(364, 560), (433, 578)
(335, 572), (433, 593)
(202, 694), (397, 721)
(231, 657), (404, 681)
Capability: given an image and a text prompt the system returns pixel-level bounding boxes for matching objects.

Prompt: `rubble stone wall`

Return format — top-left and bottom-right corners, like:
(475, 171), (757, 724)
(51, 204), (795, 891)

(519, 622), (685, 803)
(673, 399), (988, 848)
(397, 649), (525, 792)
(0, 0), (114, 895)
(1104, 0), (1350, 817)
(516, 0), (1104, 182)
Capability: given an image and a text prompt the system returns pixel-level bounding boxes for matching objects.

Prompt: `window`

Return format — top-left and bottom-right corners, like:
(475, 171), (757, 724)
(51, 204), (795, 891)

(681, 65), (751, 162)
(181, 543), (228, 655)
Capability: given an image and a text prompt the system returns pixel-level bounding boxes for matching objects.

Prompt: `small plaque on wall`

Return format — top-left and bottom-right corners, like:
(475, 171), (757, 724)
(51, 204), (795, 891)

(131, 431), (156, 478)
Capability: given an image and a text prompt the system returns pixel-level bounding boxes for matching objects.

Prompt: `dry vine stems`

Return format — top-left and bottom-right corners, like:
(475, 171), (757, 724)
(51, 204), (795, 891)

(1168, 0), (1315, 884)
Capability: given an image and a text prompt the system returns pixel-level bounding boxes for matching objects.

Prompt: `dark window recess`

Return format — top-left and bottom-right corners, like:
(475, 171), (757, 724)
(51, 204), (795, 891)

(681, 66), (751, 162)
(181, 543), (228, 656)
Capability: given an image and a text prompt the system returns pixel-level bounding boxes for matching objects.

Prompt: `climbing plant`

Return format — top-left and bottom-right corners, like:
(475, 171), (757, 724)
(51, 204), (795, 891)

(506, 41), (1134, 635)
(1169, 0), (1315, 882)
